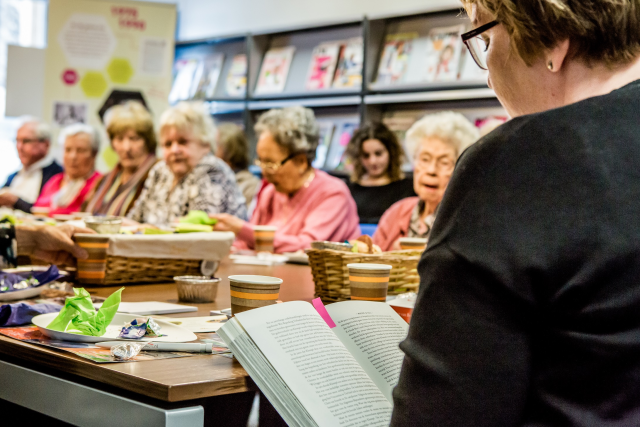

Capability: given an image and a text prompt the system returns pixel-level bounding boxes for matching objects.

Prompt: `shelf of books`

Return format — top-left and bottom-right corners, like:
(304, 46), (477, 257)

(168, 9), (507, 173)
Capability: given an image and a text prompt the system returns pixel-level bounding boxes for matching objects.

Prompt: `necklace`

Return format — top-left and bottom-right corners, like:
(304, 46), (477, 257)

(303, 170), (316, 188)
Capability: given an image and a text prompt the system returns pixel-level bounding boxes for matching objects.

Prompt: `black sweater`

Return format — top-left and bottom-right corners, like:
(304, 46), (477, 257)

(348, 178), (415, 225)
(392, 80), (640, 426)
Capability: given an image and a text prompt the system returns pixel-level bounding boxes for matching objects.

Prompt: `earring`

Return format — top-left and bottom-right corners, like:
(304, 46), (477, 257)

(547, 60), (554, 71)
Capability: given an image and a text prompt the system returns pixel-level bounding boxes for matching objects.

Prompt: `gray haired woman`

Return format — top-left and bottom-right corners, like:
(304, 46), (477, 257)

(372, 111), (479, 251)
(33, 124), (102, 216)
(212, 106), (360, 253)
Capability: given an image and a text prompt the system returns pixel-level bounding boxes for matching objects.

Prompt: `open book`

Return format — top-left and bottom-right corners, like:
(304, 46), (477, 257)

(218, 300), (409, 427)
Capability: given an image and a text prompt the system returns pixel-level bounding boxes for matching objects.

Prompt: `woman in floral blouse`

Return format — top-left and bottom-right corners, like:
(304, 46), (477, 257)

(127, 102), (247, 226)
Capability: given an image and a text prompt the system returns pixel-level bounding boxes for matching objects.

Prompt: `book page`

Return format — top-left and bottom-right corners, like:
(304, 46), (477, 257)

(235, 301), (392, 427)
(325, 301), (409, 402)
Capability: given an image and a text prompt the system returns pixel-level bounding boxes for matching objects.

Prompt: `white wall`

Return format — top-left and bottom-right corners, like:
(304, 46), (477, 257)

(162, 0), (461, 41)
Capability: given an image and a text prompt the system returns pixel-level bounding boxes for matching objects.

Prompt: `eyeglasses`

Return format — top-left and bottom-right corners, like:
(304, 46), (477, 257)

(15, 138), (45, 145)
(415, 155), (455, 173)
(461, 20), (499, 70)
(254, 152), (299, 173)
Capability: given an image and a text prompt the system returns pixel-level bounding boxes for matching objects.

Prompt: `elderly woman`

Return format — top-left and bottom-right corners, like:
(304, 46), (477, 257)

(215, 123), (261, 207)
(213, 106), (360, 253)
(84, 102), (157, 216)
(373, 112), (478, 251)
(346, 122), (415, 224)
(127, 102), (246, 226)
(33, 124), (102, 216)
(392, 1), (640, 426)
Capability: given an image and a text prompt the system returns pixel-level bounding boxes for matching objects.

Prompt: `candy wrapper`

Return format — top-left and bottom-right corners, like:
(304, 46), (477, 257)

(46, 287), (123, 336)
(110, 342), (145, 361)
(0, 266), (65, 293)
(117, 317), (163, 339)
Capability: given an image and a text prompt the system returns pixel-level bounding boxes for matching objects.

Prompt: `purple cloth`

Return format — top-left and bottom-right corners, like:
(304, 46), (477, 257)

(0, 302), (61, 326)
(0, 266), (64, 293)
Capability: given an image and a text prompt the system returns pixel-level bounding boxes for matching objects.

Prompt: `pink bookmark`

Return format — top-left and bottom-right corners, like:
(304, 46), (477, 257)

(312, 297), (336, 328)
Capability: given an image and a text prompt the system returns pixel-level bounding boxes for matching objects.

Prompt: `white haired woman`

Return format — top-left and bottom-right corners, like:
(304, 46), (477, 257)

(372, 112), (478, 251)
(127, 102), (247, 226)
(33, 124), (102, 216)
(212, 106), (360, 253)
(392, 0), (640, 426)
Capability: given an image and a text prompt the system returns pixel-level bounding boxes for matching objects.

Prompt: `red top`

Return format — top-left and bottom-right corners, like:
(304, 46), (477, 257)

(373, 197), (419, 252)
(235, 170), (361, 253)
(34, 171), (102, 216)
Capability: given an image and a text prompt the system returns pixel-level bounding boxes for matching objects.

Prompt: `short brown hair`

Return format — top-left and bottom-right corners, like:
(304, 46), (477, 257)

(464, 0), (640, 67)
(104, 101), (157, 153)
(217, 123), (250, 171)
(346, 122), (405, 183)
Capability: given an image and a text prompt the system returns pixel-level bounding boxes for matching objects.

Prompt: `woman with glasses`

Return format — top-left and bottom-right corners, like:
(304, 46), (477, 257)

(127, 102), (247, 226)
(212, 106), (360, 253)
(372, 112), (478, 251)
(392, 1), (640, 426)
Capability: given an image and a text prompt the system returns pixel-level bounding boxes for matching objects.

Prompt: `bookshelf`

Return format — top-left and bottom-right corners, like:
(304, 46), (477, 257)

(172, 9), (506, 173)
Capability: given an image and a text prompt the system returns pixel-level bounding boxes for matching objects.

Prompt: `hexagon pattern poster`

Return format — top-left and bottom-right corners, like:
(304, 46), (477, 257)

(43, 0), (176, 171)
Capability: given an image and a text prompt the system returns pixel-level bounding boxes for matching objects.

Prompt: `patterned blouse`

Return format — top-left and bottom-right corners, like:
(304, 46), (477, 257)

(408, 200), (437, 239)
(127, 153), (247, 226)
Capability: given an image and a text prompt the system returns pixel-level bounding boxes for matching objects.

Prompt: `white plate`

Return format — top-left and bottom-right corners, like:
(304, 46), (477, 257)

(32, 312), (198, 343)
(0, 266), (68, 302)
(283, 252), (309, 265)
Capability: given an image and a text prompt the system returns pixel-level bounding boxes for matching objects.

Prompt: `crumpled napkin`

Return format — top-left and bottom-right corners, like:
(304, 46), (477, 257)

(0, 266), (65, 293)
(46, 287), (123, 336)
(179, 210), (217, 226)
(0, 302), (61, 326)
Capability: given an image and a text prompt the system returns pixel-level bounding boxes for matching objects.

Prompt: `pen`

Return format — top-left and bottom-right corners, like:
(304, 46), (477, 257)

(95, 341), (214, 353)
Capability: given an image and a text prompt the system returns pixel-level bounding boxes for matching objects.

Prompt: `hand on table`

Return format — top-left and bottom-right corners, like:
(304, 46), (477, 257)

(0, 192), (19, 208)
(210, 213), (245, 235)
(16, 223), (96, 265)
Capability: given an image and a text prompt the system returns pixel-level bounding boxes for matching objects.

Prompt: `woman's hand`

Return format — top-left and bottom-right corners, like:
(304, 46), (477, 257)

(16, 223), (96, 264)
(211, 214), (245, 235)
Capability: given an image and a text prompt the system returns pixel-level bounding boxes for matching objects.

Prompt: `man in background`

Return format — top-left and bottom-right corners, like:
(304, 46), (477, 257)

(0, 117), (62, 212)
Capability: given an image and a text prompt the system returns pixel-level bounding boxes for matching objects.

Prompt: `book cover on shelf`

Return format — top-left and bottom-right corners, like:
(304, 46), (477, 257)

(226, 54), (248, 97)
(168, 58), (200, 104)
(218, 300), (409, 427)
(255, 46), (296, 95)
(376, 33), (417, 86)
(423, 25), (466, 83)
(325, 122), (358, 171)
(332, 38), (364, 89)
(312, 121), (336, 169)
(305, 42), (341, 91)
(193, 53), (225, 99)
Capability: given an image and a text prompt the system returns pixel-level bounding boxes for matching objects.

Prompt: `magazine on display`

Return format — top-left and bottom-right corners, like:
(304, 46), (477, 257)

(193, 53), (225, 99)
(168, 58), (200, 104)
(218, 300), (409, 427)
(312, 121), (336, 169)
(376, 33), (417, 85)
(324, 121), (358, 171)
(255, 47), (296, 95)
(225, 54), (248, 97)
(332, 38), (364, 89)
(423, 25), (466, 82)
(306, 42), (341, 91)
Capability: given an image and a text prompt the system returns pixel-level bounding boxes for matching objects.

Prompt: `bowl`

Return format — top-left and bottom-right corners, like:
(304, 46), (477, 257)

(84, 216), (122, 234)
(174, 276), (220, 303)
(310, 241), (353, 252)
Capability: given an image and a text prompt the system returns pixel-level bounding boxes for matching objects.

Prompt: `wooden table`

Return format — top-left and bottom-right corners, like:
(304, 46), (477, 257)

(0, 260), (315, 427)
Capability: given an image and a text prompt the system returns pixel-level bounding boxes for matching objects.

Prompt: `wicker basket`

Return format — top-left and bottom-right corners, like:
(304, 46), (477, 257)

(101, 256), (204, 285)
(308, 248), (423, 303)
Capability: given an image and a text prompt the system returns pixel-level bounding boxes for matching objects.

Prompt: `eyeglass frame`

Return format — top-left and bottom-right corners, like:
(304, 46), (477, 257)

(15, 138), (47, 145)
(461, 20), (499, 70)
(254, 151), (309, 173)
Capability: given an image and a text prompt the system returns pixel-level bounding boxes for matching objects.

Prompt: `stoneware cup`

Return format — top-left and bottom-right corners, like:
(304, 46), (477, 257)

(74, 234), (110, 284)
(253, 226), (277, 253)
(229, 275), (283, 315)
(347, 263), (393, 302)
(399, 237), (428, 251)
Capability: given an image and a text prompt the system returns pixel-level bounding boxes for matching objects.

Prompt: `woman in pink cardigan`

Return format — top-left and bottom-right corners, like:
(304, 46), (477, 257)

(212, 107), (360, 253)
(374, 112), (480, 251)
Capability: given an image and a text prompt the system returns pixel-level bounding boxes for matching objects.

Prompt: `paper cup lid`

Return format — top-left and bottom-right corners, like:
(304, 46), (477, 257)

(347, 263), (393, 271)
(228, 275), (283, 285)
(253, 225), (277, 231)
(399, 237), (428, 243)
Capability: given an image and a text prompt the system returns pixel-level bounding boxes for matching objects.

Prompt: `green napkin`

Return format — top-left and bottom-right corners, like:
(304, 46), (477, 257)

(176, 223), (213, 233)
(179, 210), (218, 226)
(46, 287), (124, 336)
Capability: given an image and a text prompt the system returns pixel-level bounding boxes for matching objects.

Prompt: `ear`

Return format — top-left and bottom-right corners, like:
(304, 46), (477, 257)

(547, 39), (570, 73)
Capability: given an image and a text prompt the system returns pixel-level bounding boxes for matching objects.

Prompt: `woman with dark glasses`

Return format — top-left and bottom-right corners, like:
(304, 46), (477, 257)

(392, 1), (640, 426)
